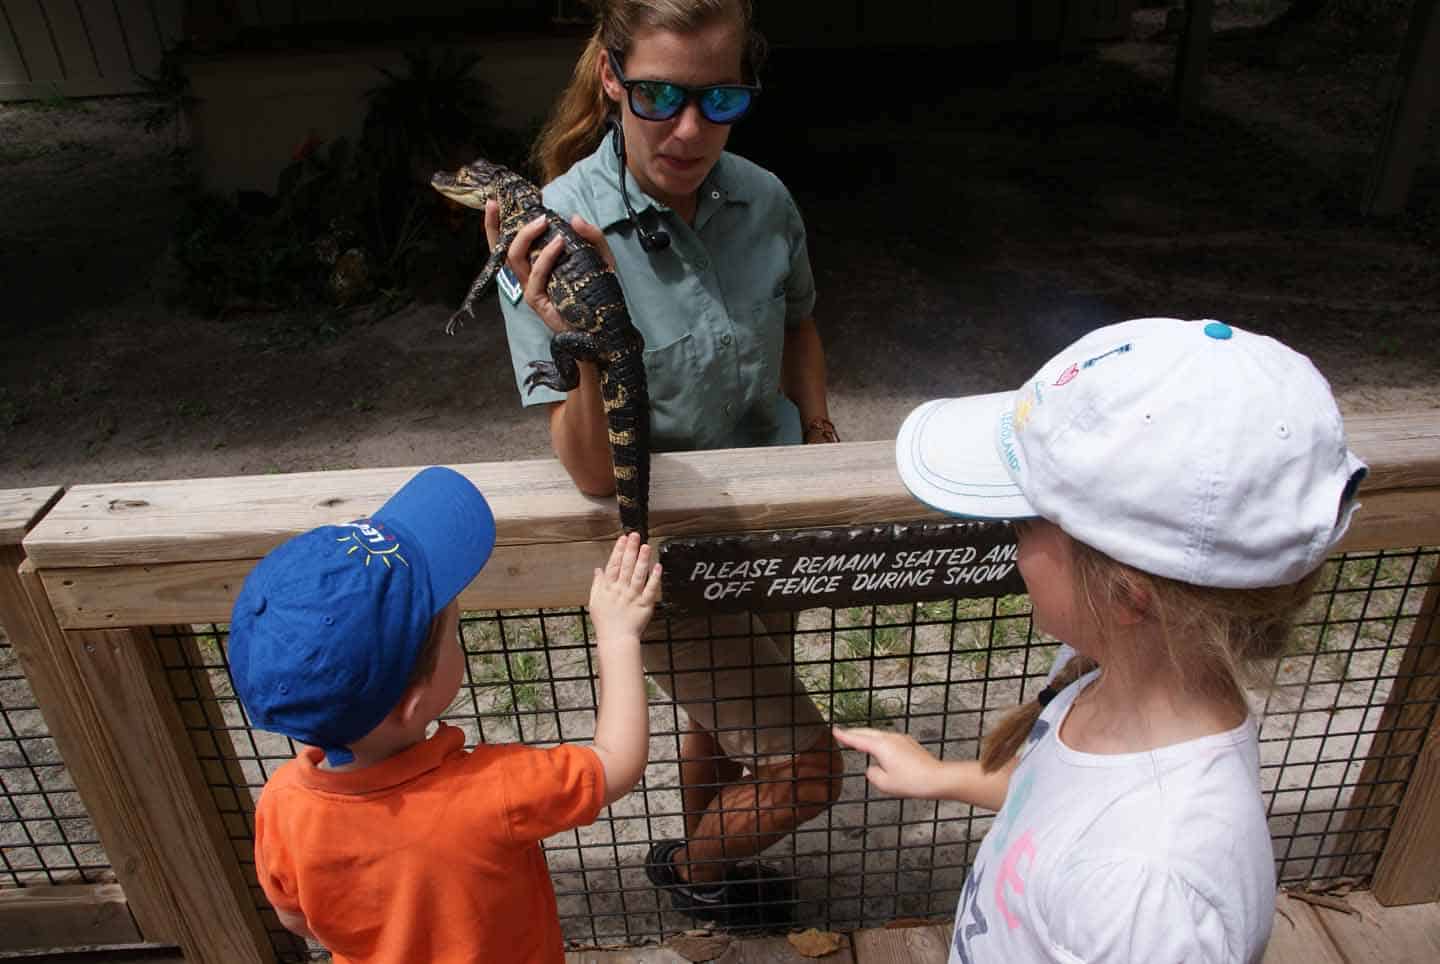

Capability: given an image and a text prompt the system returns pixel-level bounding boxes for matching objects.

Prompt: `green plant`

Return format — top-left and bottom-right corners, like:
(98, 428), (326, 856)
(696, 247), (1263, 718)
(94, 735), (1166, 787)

(133, 45), (196, 160)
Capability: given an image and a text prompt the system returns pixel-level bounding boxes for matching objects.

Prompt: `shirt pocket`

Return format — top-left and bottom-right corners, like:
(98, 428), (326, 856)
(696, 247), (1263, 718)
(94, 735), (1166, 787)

(641, 331), (698, 449)
(748, 292), (788, 400)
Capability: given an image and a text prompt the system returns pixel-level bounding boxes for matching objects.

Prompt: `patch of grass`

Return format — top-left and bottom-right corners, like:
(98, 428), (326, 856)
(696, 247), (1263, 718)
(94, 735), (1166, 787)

(483, 651), (546, 715)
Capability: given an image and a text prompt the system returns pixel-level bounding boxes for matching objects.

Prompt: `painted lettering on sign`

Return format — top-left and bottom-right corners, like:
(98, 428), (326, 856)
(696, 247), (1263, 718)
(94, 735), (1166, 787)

(660, 522), (1025, 614)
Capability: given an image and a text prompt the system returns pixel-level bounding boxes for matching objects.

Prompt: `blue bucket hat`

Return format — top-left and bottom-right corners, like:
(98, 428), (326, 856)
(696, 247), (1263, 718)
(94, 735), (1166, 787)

(228, 466), (496, 765)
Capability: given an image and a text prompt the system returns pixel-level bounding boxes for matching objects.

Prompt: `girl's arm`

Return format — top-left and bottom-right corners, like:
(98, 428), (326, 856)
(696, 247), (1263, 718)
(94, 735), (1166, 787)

(587, 534), (661, 805)
(832, 726), (1016, 812)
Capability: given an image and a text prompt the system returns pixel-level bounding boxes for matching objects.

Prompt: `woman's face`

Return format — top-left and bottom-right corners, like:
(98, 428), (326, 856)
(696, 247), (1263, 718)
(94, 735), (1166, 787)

(600, 19), (746, 216)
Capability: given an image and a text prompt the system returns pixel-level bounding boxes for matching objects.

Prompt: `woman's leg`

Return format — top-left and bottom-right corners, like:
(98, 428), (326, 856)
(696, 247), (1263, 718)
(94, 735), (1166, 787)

(674, 731), (844, 885)
(679, 719), (741, 840)
(644, 610), (843, 886)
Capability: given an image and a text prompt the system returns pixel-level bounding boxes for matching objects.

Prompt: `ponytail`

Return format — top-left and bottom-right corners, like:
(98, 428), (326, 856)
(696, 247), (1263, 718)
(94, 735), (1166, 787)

(979, 653), (1096, 772)
(531, 35), (612, 184)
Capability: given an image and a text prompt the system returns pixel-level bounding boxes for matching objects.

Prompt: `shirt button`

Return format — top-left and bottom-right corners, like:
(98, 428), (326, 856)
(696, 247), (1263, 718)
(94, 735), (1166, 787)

(720, 333), (732, 346)
(711, 190), (721, 200)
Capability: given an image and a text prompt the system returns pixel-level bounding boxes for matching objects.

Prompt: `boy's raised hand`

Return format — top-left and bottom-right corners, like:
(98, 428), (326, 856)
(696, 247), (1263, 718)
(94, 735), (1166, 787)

(589, 533), (662, 643)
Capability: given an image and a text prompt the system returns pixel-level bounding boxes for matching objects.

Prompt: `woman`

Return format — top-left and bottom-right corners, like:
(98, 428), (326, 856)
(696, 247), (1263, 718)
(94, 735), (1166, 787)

(488, 0), (843, 928)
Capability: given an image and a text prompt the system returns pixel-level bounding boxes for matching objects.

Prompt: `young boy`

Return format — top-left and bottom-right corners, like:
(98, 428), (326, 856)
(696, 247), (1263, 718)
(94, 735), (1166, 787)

(228, 466), (661, 964)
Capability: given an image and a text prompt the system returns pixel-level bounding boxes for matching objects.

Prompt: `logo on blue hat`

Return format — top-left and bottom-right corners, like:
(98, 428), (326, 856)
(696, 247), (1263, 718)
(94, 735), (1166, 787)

(338, 521), (409, 568)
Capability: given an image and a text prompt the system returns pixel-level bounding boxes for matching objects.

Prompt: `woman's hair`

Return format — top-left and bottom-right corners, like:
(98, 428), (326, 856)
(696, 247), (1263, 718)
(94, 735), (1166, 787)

(531, 0), (765, 183)
(978, 535), (1323, 772)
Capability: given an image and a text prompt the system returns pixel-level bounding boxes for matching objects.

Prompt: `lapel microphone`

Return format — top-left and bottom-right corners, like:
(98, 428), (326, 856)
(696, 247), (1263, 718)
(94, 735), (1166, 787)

(608, 118), (671, 253)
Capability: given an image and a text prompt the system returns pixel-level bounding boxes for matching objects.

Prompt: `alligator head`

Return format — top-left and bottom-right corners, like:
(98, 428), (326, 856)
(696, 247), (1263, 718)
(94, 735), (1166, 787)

(430, 158), (508, 210)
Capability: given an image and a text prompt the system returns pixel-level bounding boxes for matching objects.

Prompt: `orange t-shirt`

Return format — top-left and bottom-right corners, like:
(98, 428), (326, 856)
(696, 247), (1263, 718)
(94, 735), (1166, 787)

(254, 723), (604, 964)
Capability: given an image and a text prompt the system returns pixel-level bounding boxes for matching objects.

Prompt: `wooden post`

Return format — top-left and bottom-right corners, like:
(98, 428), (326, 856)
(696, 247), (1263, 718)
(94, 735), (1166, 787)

(1334, 569), (1440, 898)
(56, 624), (274, 962)
(1, 487), (141, 952)
(1371, 576), (1440, 904)
(1172, 0), (1214, 116)
(7, 559), (178, 944)
(1364, 0), (1440, 216)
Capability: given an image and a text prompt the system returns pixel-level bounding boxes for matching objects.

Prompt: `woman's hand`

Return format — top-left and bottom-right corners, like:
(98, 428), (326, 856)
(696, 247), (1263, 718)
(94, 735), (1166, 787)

(484, 200), (616, 336)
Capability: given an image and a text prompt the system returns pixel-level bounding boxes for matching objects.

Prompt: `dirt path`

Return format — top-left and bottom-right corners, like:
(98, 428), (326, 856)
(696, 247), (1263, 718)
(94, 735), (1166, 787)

(1, 19), (1436, 492)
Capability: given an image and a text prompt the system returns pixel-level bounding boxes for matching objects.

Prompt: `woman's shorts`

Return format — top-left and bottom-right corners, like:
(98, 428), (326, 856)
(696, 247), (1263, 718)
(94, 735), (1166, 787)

(642, 610), (828, 768)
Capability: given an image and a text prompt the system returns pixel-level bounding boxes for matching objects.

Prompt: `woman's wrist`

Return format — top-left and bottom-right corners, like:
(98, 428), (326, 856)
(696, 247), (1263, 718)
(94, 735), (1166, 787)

(803, 416), (840, 444)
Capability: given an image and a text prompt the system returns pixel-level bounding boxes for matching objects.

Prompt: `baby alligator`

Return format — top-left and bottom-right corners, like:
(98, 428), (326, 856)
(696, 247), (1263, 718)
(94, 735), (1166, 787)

(432, 158), (650, 541)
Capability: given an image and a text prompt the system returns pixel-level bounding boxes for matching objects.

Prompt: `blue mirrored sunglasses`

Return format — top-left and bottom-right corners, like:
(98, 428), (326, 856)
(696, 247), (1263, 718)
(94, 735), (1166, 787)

(607, 50), (760, 125)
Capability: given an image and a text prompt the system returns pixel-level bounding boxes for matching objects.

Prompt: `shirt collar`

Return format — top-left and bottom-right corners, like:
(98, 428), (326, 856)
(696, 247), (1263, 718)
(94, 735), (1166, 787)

(590, 127), (747, 230)
(293, 722), (465, 795)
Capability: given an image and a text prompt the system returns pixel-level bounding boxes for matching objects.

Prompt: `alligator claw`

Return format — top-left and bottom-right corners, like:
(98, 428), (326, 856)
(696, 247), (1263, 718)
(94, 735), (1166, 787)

(444, 309), (470, 336)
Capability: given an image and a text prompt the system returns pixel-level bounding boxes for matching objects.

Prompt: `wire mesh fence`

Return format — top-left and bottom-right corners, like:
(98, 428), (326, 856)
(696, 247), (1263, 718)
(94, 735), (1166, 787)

(55, 544), (1440, 958)
(0, 625), (113, 888)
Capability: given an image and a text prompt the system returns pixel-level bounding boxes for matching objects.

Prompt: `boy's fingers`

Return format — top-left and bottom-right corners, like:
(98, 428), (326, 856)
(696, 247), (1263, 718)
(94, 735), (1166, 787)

(629, 544), (652, 584)
(617, 532), (641, 584)
(605, 535), (627, 578)
(639, 563), (663, 604)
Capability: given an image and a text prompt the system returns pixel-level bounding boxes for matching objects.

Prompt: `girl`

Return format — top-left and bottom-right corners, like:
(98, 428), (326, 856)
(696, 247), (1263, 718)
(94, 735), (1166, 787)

(486, 0), (842, 928)
(836, 317), (1367, 962)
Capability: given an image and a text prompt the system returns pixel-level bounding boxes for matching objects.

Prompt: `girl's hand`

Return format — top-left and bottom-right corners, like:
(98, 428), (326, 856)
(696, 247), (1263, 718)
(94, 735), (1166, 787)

(832, 726), (945, 800)
(588, 533), (662, 645)
(484, 200), (616, 336)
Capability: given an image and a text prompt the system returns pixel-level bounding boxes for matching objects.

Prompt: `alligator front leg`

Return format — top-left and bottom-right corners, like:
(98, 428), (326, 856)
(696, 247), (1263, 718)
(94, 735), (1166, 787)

(446, 240), (511, 335)
(524, 330), (602, 394)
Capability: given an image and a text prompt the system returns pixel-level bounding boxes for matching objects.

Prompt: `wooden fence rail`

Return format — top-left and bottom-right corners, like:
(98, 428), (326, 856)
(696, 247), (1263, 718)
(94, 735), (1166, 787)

(2, 408), (1438, 961)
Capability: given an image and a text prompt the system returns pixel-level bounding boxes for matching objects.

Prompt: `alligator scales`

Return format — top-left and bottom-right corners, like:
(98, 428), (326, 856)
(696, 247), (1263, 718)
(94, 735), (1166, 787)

(432, 159), (651, 540)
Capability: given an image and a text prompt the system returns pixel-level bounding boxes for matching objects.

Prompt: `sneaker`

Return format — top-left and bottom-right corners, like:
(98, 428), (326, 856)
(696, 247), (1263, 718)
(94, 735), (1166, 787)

(644, 839), (796, 930)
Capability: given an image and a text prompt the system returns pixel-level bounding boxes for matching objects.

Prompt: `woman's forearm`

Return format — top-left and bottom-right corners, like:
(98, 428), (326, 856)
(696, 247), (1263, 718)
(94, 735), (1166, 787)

(548, 363), (616, 495)
(781, 317), (831, 426)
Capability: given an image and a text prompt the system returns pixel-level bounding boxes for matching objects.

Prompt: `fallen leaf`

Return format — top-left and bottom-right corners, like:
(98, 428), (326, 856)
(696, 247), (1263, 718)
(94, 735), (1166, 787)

(669, 933), (732, 962)
(787, 927), (846, 957)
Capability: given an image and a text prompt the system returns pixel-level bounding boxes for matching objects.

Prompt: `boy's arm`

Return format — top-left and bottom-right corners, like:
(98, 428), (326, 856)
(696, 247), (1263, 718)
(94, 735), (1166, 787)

(587, 534), (661, 806)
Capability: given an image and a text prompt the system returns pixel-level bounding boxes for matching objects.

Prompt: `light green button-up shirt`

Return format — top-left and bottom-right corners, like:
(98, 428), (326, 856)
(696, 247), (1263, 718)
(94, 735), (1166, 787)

(500, 132), (817, 451)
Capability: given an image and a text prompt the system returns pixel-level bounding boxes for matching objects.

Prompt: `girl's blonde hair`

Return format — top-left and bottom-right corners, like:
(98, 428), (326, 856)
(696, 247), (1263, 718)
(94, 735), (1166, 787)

(531, 0), (764, 183)
(979, 535), (1323, 771)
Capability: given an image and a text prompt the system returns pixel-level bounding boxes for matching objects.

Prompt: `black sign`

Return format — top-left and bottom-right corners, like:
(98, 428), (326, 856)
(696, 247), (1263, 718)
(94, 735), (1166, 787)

(660, 521), (1024, 614)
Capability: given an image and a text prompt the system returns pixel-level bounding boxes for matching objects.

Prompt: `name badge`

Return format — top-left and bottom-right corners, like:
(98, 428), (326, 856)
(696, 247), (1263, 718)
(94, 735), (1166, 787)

(497, 265), (524, 305)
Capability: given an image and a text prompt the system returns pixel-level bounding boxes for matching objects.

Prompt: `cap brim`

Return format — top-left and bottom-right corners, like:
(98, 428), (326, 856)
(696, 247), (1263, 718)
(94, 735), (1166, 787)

(375, 466), (497, 605)
(895, 393), (1037, 520)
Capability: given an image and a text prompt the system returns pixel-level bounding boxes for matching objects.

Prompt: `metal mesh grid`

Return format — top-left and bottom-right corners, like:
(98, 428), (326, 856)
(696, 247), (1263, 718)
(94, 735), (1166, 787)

(0, 627), (113, 888)
(154, 546), (1438, 960)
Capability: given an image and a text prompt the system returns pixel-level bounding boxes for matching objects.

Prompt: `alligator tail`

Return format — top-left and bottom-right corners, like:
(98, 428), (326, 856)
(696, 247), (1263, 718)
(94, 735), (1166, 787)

(602, 348), (651, 543)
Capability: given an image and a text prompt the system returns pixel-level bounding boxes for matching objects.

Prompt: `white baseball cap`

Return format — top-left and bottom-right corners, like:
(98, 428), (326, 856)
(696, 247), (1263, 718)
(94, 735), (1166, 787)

(895, 318), (1368, 589)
